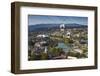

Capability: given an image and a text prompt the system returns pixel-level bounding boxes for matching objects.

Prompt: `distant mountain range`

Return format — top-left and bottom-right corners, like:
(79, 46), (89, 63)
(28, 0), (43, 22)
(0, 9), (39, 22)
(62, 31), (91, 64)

(28, 23), (87, 32)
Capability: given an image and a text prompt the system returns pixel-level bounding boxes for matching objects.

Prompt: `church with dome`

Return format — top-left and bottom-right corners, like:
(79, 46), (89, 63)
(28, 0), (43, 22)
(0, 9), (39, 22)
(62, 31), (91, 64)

(60, 24), (65, 32)
(59, 23), (71, 38)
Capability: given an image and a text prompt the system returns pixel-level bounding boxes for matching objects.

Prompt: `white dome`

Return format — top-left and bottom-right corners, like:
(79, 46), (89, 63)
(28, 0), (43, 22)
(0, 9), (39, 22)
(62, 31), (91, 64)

(67, 31), (71, 35)
(60, 24), (65, 28)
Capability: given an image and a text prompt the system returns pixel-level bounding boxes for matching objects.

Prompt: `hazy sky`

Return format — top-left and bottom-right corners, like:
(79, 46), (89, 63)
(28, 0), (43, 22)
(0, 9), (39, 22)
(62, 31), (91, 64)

(28, 15), (88, 25)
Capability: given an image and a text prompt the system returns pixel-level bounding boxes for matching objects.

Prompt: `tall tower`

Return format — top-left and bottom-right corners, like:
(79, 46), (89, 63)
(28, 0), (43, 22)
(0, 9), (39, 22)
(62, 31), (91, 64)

(60, 24), (65, 32)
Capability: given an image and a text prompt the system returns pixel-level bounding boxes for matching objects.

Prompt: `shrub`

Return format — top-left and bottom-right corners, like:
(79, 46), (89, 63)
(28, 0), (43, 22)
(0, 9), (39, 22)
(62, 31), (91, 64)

(41, 53), (48, 60)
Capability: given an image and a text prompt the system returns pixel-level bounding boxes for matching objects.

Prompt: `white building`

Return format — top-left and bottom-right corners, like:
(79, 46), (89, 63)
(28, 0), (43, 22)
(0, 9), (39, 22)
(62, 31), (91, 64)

(60, 24), (71, 38)
(66, 31), (71, 38)
(60, 24), (65, 32)
(37, 34), (49, 38)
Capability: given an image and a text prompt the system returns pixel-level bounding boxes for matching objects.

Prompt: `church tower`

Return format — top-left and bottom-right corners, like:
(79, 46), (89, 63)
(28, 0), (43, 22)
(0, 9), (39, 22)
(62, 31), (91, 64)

(60, 24), (65, 32)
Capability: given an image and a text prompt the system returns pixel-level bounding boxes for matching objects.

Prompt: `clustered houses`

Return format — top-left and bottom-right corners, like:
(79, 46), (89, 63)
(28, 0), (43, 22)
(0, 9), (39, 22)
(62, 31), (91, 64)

(28, 23), (88, 60)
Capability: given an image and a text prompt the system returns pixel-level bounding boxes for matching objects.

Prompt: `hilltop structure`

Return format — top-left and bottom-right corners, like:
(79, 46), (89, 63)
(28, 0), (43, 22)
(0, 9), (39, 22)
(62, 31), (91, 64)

(60, 24), (65, 32)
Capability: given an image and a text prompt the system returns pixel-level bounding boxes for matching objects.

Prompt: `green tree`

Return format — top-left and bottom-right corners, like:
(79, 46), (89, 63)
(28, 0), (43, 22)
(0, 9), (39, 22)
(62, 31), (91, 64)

(41, 53), (48, 60)
(49, 47), (62, 57)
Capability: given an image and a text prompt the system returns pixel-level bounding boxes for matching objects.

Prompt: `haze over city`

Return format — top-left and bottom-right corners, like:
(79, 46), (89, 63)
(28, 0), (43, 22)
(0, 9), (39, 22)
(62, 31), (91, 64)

(28, 15), (88, 25)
